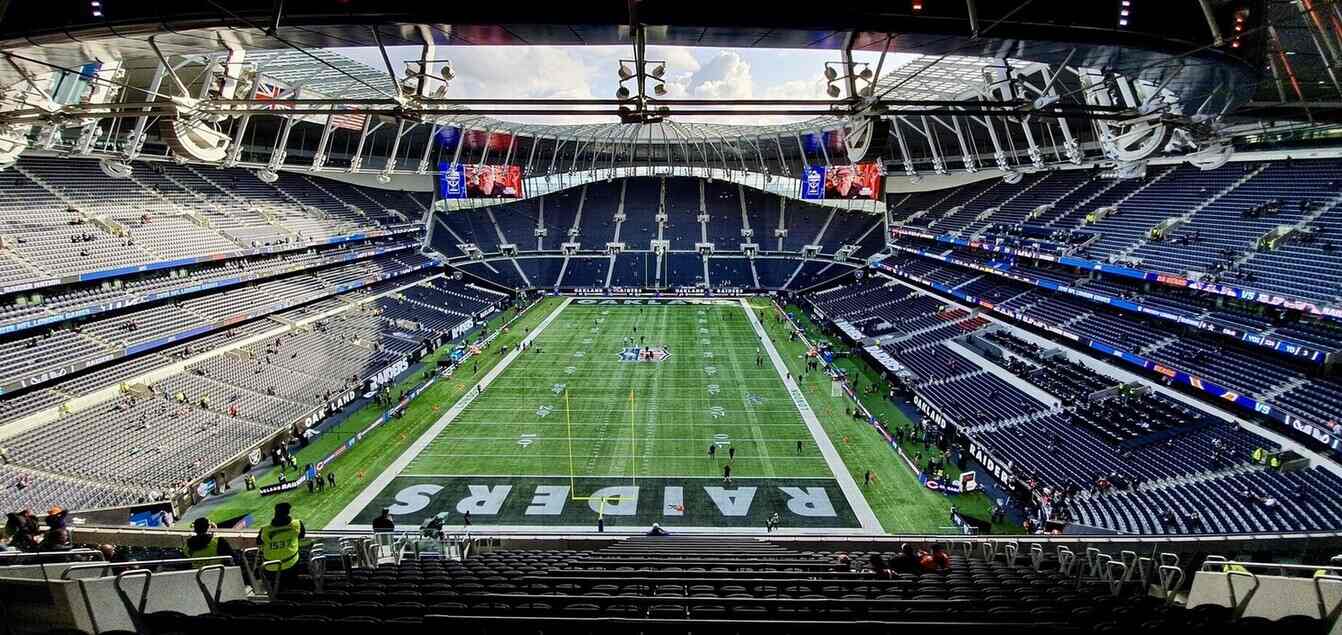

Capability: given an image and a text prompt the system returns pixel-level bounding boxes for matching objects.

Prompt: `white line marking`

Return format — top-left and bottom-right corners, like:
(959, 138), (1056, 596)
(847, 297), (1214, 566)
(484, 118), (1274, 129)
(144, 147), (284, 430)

(740, 298), (883, 534)
(397, 473), (841, 480)
(327, 297), (574, 529)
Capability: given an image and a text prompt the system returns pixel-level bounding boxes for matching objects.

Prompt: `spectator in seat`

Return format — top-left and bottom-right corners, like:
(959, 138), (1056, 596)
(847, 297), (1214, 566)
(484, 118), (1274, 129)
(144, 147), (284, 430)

(834, 554), (852, 572)
(4, 511), (39, 552)
(38, 507), (71, 551)
(890, 543), (920, 574)
(866, 554), (893, 579)
(646, 523), (669, 536)
(919, 543), (951, 572)
(371, 509), (395, 533)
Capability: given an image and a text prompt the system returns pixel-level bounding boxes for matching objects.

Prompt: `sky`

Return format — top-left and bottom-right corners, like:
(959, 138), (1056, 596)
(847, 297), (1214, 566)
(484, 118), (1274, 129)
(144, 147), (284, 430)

(336, 45), (915, 126)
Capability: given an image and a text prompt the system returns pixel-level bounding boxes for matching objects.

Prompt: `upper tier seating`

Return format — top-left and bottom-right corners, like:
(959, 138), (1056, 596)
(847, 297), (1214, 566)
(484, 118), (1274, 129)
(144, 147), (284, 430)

(0, 157), (415, 291)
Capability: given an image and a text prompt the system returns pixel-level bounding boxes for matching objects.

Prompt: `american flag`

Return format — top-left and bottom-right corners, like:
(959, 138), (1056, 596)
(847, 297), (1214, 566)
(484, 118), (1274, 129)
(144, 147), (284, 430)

(330, 112), (366, 131)
(254, 79), (294, 110)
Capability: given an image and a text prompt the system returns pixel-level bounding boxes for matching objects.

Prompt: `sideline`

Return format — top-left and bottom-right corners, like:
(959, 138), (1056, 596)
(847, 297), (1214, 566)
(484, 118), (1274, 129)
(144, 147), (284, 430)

(740, 299), (883, 533)
(327, 297), (574, 528)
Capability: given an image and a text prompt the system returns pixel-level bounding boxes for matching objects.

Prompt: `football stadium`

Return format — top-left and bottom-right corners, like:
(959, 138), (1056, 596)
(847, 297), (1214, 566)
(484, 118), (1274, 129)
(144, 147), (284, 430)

(2, 1), (1342, 632)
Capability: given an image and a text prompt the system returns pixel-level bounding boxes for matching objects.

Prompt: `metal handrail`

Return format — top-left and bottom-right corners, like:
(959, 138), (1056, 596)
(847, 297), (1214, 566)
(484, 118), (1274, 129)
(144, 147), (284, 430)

(1119, 550), (1138, 583)
(1158, 564), (1184, 606)
(260, 559), (284, 599)
(1313, 574), (1342, 625)
(1056, 547), (1076, 577)
(1106, 561), (1128, 597)
(1199, 560), (1342, 577)
(1135, 556), (1152, 588)
(60, 556), (235, 580)
(112, 568), (153, 634)
(239, 547), (261, 591)
(0, 548), (103, 561)
(195, 564), (229, 613)
(1224, 569), (1260, 619)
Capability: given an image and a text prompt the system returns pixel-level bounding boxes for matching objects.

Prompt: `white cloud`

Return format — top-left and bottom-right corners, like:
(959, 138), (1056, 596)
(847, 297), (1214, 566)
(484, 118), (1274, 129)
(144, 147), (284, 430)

(354, 44), (836, 126)
(445, 46), (596, 100)
(689, 51), (753, 100)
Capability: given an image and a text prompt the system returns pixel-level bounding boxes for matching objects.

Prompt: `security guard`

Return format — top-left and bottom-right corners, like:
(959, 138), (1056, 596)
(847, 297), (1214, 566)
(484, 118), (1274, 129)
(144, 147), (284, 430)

(1313, 555), (1342, 578)
(256, 502), (305, 589)
(184, 517), (234, 568)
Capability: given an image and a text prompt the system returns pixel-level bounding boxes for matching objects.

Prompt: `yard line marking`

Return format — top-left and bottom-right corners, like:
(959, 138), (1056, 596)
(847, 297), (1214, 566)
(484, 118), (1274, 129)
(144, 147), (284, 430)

(741, 298), (883, 533)
(397, 473), (837, 479)
(327, 297), (573, 529)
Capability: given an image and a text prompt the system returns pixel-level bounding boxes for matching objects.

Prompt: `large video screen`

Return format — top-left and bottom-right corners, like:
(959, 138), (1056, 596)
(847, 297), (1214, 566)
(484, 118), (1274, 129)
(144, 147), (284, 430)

(437, 162), (525, 200)
(801, 163), (882, 201)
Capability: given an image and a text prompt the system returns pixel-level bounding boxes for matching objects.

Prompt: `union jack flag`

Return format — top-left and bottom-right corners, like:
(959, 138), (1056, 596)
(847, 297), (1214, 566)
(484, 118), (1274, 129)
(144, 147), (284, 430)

(254, 79), (294, 110)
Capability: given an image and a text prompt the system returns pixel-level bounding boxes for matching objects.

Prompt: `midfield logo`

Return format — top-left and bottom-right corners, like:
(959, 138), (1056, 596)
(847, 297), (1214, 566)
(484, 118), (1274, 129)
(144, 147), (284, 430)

(619, 346), (671, 362)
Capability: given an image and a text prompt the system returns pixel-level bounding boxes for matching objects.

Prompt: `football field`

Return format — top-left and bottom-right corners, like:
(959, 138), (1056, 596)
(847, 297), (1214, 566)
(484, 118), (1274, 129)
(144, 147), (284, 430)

(332, 297), (878, 533)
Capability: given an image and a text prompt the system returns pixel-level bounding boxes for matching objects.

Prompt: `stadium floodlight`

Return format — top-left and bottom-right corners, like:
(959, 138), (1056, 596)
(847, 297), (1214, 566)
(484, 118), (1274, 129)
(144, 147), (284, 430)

(653, 84), (668, 97)
(651, 63), (665, 79)
(858, 67), (874, 80)
(824, 66), (839, 81)
(616, 86), (631, 100)
(618, 63), (635, 80)
(441, 63), (456, 81)
(827, 84), (842, 98)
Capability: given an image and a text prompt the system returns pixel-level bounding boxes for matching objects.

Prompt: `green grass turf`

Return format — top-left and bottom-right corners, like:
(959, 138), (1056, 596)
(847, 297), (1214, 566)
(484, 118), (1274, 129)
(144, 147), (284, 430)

(189, 294), (1020, 535)
(183, 296), (565, 529)
(752, 299), (1022, 535)
(402, 301), (831, 483)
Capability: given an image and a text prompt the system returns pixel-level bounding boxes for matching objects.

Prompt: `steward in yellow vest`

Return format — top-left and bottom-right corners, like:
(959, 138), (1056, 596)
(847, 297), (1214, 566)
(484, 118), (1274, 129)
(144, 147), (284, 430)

(256, 502), (305, 575)
(184, 517), (234, 568)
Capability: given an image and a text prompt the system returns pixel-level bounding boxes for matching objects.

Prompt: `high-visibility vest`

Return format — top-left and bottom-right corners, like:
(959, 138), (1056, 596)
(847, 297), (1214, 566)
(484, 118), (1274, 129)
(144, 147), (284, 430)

(1222, 563), (1250, 574)
(259, 520), (302, 572)
(185, 536), (219, 569)
(1269, 456), (1281, 469)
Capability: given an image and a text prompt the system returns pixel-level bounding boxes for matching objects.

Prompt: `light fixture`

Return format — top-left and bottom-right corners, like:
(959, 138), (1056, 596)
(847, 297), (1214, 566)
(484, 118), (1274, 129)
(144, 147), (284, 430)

(858, 67), (874, 80)
(618, 63), (634, 80)
(616, 86), (631, 100)
(827, 84), (842, 98)
(441, 63), (456, 81)
(653, 84), (668, 96)
(823, 66), (838, 81)
(651, 64), (665, 79)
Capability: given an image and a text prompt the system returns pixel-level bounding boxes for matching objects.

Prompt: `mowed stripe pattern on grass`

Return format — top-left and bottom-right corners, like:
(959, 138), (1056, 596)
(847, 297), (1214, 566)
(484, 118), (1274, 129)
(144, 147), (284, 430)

(407, 301), (833, 486)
